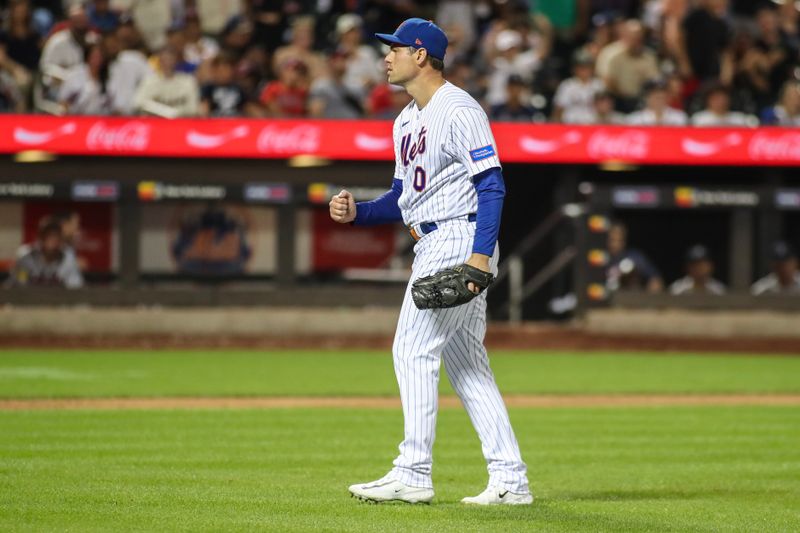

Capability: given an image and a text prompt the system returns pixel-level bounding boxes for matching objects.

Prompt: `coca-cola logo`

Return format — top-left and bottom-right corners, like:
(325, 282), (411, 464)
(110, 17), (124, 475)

(518, 131), (582, 154)
(681, 133), (741, 157)
(587, 130), (650, 160)
(257, 124), (321, 154)
(354, 133), (393, 152)
(13, 122), (77, 146)
(86, 121), (151, 152)
(186, 125), (249, 149)
(748, 132), (800, 162)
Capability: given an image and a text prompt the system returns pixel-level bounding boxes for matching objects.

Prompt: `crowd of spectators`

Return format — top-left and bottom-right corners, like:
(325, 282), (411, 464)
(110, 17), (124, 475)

(0, 0), (799, 124)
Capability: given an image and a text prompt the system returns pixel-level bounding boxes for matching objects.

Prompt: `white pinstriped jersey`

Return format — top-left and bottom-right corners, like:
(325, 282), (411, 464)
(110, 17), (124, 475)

(392, 82), (501, 227)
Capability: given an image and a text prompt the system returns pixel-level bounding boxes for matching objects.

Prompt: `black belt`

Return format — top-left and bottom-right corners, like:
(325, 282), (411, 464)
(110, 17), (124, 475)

(409, 213), (476, 241)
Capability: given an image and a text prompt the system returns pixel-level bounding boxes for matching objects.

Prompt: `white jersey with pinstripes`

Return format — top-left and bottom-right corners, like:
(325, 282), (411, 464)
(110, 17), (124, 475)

(384, 80), (530, 496)
(392, 81), (500, 227)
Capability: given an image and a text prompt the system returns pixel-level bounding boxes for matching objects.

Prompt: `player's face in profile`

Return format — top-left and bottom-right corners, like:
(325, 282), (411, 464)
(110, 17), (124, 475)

(385, 45), (417, 86)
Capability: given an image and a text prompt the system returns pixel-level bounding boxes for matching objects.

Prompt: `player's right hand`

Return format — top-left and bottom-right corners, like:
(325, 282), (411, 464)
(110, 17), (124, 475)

(329, 189), (356, 224)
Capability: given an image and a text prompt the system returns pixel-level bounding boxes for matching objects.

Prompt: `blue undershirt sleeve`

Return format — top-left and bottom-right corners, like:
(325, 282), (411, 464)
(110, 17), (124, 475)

(472, 166), (505, 256)
(353, 178), (404, 226)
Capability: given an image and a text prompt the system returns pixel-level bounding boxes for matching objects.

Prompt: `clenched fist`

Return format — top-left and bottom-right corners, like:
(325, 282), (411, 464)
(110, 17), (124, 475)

(329, 189), (356, 223)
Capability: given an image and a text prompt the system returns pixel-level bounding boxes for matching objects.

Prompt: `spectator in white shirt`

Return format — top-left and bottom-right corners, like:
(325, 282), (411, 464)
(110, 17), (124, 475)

(38, 4), (89, 103)
(182, 12), (219, 74)
(628, 80), (688, 126)
(692, 83), (758, 127)
(486, 29), (541, 107)
(57, 43), (111, 115)
(334, 14), (382, 95)
(106, 23), (153, 115)
(670, 244), (727, 295)
(134, 45), (199, 117)
(552, 50), (605, 122)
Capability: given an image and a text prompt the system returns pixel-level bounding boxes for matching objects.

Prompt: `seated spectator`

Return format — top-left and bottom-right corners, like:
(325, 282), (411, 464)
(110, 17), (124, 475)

(200, 53), (247, 117)
(593, 13), (625, 79)
(602, 20), (660, 112)
(258, 58), (309, 118)
(134, 46), (199, 118)
(761, 81), (800, 126)
(106, 22), (153, 115)
(57, 43), (111, 115)
(7, 219), (83, 288)
(628, 80), (688, 126)
(273, 16), (326, 81)
(1, 0), (42, 73)
(182, 12), (219, 75)
(564, 90), (627, 124)
(752, 241), (800, 295)
(552, 50), (605, 122)
(38, 4), (89, 105)
(670, 244), (726, 295)
(308, 50), (364, 119)
(691, 83), (757, 126)
(0, 42), (27, 112)
(365, 82), (412, 119)
(334, 14), (382, 95)
(87, 0), (119, 34)
(486, 28), (541, 107)
(606, 221), (663, 293)
(490, 74), (538, 122)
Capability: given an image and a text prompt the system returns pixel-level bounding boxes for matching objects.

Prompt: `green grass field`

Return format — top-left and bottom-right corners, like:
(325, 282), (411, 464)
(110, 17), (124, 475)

(2, 350), (800, 397)
(2, 349), (800, 532)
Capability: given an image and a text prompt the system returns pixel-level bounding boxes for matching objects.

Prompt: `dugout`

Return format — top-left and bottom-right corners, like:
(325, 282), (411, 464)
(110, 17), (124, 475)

(1, 117), (800, 320)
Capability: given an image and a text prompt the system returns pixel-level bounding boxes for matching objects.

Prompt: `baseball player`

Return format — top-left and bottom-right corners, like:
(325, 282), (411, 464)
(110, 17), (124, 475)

(329, 18), (531, 505)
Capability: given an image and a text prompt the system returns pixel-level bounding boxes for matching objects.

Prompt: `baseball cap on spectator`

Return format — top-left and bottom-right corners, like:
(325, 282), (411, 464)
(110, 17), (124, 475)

(336, 14), (362, 37)
(573, 49), (594, 66)
(375, 18), (448, 60)
(771, 241), (797, 261)
(495, 29), (522, 52)
(685, 244), (711, 263)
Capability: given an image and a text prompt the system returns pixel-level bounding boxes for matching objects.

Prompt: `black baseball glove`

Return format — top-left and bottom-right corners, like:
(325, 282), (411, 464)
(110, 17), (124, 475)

(411, 264), (494, 309)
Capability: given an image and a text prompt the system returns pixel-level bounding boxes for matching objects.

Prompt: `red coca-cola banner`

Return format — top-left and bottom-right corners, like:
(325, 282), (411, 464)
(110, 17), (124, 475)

(1, 115), (799, 166)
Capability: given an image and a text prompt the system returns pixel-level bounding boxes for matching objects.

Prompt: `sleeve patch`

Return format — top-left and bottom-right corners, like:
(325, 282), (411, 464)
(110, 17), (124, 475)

(469, 145), (496, 162)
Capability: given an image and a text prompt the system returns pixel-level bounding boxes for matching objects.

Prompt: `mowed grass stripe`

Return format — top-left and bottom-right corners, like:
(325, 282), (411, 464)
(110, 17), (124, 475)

(1, 407), (799, 532)
(1, 350), (799, 398)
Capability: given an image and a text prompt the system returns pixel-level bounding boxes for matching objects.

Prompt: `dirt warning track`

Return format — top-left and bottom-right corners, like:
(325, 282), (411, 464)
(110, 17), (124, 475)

(2, 394), (800, 411)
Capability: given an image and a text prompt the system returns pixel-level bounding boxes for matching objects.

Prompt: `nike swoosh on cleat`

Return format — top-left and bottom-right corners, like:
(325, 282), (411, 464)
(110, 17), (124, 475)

(394, 488), (402, 493)
(401, 121), (410, 127)
(499, 491), (509, 499)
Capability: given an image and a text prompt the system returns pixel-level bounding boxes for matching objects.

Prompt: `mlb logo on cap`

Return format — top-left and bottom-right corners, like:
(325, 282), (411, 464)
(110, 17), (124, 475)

(375, 18), (448, 60)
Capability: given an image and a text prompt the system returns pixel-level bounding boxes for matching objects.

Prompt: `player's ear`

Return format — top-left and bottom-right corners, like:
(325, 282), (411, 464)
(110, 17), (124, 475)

(415, 48), (427, 67)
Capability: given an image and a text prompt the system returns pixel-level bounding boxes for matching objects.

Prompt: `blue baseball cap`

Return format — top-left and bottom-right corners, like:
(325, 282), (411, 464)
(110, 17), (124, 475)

(375, 18), (448, 61)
